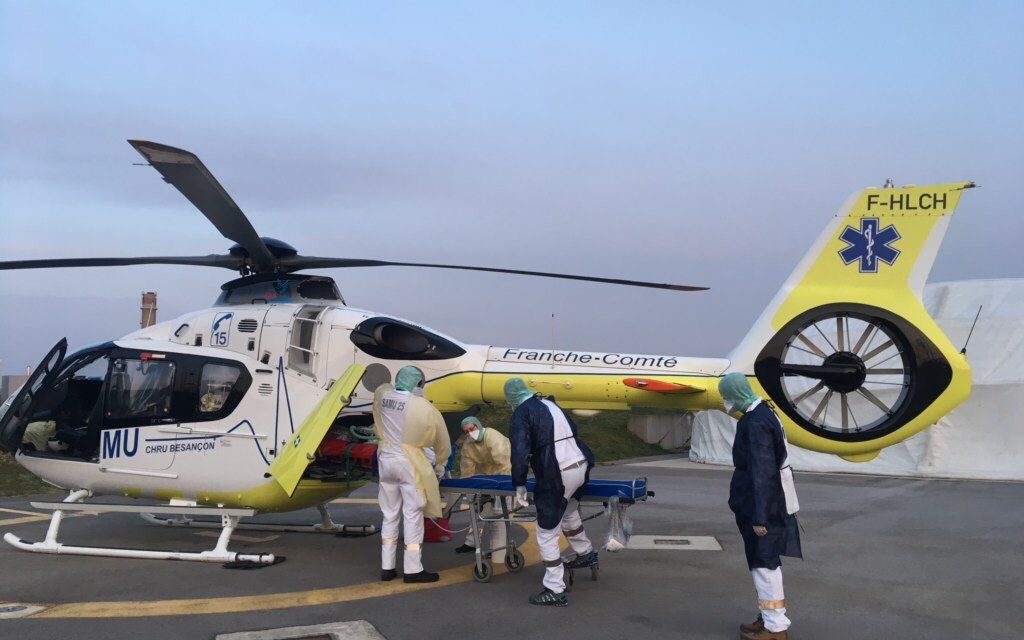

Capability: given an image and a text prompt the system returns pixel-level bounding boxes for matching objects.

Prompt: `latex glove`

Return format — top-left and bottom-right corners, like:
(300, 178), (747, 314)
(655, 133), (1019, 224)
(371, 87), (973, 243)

(753, 525), (768, 537)
(434, 464), (446, 479)
(515, 486), (529, 509)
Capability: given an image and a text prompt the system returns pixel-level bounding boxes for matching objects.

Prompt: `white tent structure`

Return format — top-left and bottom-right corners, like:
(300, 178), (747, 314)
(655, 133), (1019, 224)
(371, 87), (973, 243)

(690, 279), (1024, 481)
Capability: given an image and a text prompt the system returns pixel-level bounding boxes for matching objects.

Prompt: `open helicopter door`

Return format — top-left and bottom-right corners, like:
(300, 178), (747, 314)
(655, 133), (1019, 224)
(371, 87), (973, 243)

(0, 338), (67, 454)
(266, 363), (366, 497)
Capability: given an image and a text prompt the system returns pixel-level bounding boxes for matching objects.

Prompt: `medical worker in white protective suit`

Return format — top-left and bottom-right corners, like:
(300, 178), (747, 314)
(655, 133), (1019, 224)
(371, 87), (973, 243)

(454, 416), (512, 561)
(373, 366), (451, 583)
(506, 377), (597, 607)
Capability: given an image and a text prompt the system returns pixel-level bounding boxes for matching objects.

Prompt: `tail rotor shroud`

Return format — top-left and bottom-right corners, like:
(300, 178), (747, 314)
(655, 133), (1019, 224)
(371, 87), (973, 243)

(754, 304), (954, 443)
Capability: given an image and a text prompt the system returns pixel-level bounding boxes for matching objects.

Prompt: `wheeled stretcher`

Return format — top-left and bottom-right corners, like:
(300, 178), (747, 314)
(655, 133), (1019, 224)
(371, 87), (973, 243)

(439, 475), (651, 583)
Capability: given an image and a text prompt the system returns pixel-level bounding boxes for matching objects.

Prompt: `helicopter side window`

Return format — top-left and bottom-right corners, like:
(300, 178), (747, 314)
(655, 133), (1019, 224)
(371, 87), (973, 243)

(198, 363), (241, 414)
(288, 306), (324, 377)
(105, 358), (176, 421)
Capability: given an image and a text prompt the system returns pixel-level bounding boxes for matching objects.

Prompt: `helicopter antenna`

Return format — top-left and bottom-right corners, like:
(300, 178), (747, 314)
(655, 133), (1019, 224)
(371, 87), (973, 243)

(960, 305), (983, 355)
(549, 313), (557, 368)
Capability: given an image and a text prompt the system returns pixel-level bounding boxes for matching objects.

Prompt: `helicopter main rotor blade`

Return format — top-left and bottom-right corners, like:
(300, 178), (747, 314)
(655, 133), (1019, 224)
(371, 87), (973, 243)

(0, 255), (243, 270)
(281, 256), (708, 292)
(128, 140), (276, 273)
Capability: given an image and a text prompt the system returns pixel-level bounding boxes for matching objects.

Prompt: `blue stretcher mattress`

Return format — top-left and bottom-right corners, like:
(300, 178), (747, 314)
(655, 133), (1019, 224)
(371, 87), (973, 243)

(440, 474), (648, 502)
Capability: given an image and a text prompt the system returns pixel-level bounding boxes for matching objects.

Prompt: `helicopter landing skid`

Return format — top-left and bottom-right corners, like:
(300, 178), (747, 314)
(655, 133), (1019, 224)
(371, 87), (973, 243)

(139, 502), (377, 536)
(3, 489), (278, 565)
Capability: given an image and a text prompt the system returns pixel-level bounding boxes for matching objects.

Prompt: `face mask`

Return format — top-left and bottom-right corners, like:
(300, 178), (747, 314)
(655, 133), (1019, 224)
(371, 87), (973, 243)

(466, 428), (484, 443)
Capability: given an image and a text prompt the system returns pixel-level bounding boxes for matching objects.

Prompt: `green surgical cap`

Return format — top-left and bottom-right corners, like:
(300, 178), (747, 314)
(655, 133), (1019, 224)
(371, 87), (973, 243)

(503, 378), (536, 409)
(395, 366), (424, 392)
(718, 372), (760, 414)
(461, 416), (483, 429)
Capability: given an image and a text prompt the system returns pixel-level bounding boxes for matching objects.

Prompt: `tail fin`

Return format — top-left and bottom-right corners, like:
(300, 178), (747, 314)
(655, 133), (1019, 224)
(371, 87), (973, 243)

(730, 181), (975, 460)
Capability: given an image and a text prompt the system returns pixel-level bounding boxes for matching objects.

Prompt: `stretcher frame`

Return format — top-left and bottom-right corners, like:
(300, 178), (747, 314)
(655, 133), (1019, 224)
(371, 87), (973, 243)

(439, 475), (650, 583)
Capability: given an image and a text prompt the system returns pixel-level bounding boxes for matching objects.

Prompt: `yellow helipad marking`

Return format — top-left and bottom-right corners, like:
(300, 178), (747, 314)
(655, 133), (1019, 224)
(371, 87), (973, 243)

(0, 507), (51, 526)
(0, 515), (52, 526)
(0, 507), (49, 517)
(0, 507), (91, 527)
(30, 525), (543, 619)
(329, 497), (469, 512)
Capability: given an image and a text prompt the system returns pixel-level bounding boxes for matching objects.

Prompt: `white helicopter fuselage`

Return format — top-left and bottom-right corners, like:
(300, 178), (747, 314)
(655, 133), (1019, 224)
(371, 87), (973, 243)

(15, 301), (725, 512)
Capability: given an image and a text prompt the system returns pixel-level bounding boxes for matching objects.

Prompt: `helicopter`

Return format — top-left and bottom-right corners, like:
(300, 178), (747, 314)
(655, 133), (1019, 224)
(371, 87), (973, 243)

(0, 140), (974, 565)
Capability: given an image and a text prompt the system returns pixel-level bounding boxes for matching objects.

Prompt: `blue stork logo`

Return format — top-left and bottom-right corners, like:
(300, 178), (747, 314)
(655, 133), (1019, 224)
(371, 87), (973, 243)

(838, 218), (901, 273)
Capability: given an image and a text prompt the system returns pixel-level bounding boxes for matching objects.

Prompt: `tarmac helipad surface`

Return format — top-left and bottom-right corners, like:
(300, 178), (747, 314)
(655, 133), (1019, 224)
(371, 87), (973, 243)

(1, 461), (1020, 640)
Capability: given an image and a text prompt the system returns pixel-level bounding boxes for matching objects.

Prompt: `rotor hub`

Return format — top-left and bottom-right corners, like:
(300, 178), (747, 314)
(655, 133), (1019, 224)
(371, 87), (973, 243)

(229, 237), (298, 260)
(821, 351), (867, 393)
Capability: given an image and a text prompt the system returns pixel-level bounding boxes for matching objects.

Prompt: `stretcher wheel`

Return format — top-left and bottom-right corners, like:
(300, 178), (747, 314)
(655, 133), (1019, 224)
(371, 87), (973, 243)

(472, 558), (493, 583)
(504, 547), (525, 573)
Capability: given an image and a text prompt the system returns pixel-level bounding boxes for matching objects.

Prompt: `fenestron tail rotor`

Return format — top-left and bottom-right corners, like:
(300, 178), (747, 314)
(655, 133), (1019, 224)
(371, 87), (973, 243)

(0, 140), (709, 293)
(773, 310), (913, 436)
(755, 303), (956, 445)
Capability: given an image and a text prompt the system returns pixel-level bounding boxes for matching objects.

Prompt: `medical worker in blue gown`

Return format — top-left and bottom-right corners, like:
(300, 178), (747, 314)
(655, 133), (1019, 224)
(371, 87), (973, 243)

(720, 373), (802, 640)
(506, 377), (597, 607)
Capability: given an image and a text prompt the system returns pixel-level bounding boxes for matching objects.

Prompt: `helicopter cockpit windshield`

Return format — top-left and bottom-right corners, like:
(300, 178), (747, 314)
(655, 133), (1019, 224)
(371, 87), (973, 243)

(3, 342), (253, 460)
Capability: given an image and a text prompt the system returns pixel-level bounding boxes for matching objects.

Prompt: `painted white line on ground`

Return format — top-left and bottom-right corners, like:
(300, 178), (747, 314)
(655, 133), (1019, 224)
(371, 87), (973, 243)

(0, 603), (47, 619)
(627, 535), (722, 551)
(215, 619), (386, 640)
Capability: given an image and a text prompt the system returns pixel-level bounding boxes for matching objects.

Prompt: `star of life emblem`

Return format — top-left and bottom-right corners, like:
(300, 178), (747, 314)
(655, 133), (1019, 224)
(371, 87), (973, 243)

(838, 218), (901, 273)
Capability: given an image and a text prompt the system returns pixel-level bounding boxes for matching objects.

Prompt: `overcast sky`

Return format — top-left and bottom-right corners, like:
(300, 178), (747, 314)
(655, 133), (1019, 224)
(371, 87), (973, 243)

(1, 1), (1021, 372)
